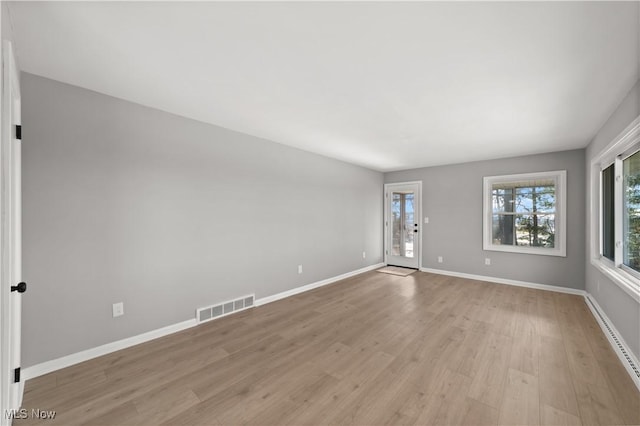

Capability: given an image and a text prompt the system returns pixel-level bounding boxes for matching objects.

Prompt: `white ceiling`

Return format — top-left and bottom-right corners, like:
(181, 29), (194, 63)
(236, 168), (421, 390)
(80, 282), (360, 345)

(7, 1), (640, 172)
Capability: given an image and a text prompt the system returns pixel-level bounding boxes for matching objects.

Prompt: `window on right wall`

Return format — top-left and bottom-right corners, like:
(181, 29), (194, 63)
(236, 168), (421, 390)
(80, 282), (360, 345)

(600, 147), (640, 276)
(591, 116), (640, 299)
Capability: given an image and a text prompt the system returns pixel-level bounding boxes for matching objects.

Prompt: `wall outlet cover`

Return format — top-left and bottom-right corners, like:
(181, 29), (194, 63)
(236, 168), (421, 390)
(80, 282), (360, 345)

(112, 302), (124, 318)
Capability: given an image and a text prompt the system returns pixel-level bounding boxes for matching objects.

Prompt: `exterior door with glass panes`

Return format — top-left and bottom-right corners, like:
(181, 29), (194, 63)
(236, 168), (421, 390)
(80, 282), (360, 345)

(385, 182), (421, 269)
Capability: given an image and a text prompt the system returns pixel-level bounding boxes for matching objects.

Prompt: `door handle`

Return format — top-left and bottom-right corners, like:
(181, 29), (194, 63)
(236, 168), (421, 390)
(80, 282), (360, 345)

(11, 282), (26, 293)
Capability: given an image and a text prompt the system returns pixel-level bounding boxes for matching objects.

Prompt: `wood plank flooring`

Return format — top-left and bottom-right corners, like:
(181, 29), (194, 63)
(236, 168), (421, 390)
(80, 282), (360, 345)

(17, 271), (640, 425)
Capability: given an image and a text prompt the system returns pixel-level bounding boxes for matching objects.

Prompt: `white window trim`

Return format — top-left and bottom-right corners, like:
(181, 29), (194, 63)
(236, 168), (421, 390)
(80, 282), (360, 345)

(483, 170), (567, 257)
(590, 115), (640, 303)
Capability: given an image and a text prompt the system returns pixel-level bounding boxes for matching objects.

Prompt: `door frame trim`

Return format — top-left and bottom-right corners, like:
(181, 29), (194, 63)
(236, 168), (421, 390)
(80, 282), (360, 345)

(0, 40), (22, 422)
(383, 181), (423, 269)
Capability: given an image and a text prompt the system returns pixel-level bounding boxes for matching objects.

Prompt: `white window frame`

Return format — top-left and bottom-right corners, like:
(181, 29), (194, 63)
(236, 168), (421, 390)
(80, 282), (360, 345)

(590, 115), (640, 302)
(483, 170), (567, 257)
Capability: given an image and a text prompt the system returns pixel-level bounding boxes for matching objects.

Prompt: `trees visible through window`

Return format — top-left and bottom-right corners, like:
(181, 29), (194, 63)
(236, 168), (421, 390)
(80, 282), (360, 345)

(484, 171), (566, 256)
(492, 182), (556, 247)
(623, 150), (640, 273)
(600, 149), (640, 275)
(591, 117), (640, 298)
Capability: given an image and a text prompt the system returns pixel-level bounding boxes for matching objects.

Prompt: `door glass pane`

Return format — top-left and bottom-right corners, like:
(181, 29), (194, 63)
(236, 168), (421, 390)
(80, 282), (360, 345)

(623, 150), (640, 272)
(391, 192), (415, 258)
(391, 193), (402, 256)
(602, 164), (615, 261)
(404, 193), (414, 258)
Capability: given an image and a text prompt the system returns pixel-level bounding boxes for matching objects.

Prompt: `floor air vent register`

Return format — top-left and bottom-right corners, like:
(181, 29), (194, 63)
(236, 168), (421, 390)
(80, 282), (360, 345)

(585, 296), (639, 382)
(197, 294), (255, 323)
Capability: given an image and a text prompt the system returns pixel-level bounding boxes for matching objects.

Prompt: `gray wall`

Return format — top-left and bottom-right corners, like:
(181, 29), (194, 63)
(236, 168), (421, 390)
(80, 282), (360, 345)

(585, 79), (640, 360)
(2, 2), (18, 73)
(385, 149), (585, 289)
(1, 3), (11, 42)
(21, 73), (383, 367)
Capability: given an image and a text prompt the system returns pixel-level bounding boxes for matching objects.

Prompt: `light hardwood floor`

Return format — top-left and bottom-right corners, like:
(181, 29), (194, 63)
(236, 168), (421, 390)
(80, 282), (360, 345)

(17, 271), (640, 425)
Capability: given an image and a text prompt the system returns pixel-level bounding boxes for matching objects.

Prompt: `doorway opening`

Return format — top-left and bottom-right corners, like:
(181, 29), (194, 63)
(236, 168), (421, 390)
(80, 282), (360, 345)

(384, 182), (421, 269)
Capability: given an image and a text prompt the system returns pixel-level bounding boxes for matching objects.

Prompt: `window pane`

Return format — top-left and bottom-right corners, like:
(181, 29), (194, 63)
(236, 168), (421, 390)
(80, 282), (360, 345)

(391, 192), (415, 258)
(515, 186), (555, 213)
(514, 214), (555, 247)
(391, 193), (401, 256)
(492, 188), (514, 213)
(404, 193), (415, 258)
(486, 172), (564, 255)
(602, 164), (615, 261)
(492, 214), (514, 245)
(623, 151), (640, 272)
(405, 193), (415, 228)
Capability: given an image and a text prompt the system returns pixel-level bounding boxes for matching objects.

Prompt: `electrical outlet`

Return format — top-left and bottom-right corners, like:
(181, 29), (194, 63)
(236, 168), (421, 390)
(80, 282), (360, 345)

(437, 256), (443, 263)
(112, 302), (124, 318)
(298, 264), (303, 274)
(424, 217), (429, 224)
(362, 251), (366, 259)
(485, 258), (491, 266)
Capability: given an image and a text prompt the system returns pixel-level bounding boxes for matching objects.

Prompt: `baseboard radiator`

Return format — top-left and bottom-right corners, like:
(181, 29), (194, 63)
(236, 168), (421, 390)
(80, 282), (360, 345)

(197, 294), (255, 324)
(585, 296), (640, 382)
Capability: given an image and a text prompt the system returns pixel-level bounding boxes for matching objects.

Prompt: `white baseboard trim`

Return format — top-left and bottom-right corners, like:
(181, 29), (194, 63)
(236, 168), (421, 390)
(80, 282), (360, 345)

(255, 263), (385, 306)
(29, 264), (639, 394)
(21, 262), (384, 382)
(584, 293), (640, 392)
(419, 267), (586, 296)
(22, 318), (198, 381)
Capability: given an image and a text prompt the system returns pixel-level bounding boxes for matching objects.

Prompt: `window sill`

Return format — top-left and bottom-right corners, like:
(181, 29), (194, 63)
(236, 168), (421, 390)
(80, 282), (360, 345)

(484, 244), (566, 257)
(591, 258), (640, 303)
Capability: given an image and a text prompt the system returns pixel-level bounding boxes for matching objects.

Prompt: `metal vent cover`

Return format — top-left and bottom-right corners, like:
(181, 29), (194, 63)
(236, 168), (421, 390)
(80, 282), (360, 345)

(586, 297), (639, 380)
(197, 294), (255, 324)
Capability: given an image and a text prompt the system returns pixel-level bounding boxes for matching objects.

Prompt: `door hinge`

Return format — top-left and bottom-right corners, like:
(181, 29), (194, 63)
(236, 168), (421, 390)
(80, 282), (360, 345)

(15, 125), (21, 140)
(14, 367), (20, 383)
